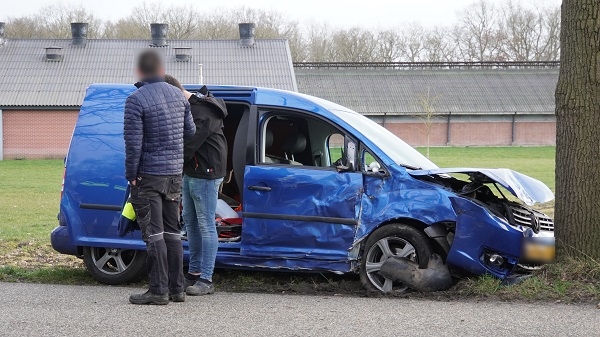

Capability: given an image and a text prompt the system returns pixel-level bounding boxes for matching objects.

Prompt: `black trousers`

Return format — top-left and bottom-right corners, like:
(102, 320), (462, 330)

(130, 175), (184, 295)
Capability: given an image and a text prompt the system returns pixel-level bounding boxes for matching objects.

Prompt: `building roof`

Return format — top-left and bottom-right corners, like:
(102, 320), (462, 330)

(0, 38), (297, 108)
(295, 66), (558, 115)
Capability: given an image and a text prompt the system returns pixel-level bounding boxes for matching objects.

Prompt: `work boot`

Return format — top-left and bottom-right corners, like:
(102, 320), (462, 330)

(186, 279), (215, 296)
(169, 292), (186, 302)
(129, 290), (169, 305)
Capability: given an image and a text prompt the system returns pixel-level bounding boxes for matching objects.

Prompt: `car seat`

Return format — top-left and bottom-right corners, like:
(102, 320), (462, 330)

(264, 129), (275, 163)
(281, 132), (307, 165)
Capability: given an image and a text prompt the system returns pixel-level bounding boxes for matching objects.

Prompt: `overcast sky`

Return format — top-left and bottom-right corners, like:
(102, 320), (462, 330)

(3, 0), (561, 28)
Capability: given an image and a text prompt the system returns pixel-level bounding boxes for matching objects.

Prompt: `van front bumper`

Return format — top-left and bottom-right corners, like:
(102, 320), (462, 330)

(446, 197), (524, 279)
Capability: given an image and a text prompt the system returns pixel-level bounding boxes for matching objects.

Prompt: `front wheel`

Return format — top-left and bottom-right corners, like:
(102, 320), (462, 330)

(359, 224), (432, 293)
(83, 247), (147, 285)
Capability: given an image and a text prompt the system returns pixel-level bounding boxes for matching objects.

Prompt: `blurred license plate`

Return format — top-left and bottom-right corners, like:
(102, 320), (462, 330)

(522, 237), (555, 263)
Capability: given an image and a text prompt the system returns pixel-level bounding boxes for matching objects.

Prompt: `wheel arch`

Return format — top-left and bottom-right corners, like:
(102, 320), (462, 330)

(359, 217), (452, 260)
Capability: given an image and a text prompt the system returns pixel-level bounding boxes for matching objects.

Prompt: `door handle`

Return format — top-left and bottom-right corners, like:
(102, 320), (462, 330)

(248, 185), (272, 192)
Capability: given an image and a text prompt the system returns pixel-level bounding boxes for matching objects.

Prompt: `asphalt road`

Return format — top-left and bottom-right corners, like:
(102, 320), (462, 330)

(0, 282), (598, 337)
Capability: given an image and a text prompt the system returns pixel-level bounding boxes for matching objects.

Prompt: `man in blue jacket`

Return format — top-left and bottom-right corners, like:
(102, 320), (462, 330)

(124, 50), (195, 305)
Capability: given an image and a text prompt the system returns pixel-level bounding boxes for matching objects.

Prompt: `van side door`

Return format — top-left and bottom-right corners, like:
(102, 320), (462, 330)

(240, 109), (362, 261)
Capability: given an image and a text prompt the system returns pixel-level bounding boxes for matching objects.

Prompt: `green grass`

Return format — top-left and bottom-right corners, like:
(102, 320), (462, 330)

(0, 159), (63, 242)
(0, 265), (94, 284)
(451, 257), (600, 303)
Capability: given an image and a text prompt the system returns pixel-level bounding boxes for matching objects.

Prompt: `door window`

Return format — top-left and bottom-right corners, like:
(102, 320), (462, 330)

(259, 112), (354, 170)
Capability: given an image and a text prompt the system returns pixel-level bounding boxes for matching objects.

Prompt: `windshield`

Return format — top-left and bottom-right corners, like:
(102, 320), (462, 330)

(329, 108), (438, 170)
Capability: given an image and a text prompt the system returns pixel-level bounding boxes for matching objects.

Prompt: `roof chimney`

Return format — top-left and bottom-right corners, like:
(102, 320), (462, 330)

(45, 46), (63, 61)
(150, 23), (168, 47)
(174, 47), (191, 62)
(0, 22), (5, 46)
(71, 22), (88, 46)
(238, 23), (256, 47)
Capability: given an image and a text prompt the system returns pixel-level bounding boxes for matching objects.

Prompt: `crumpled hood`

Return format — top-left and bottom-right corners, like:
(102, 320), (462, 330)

(408, 168), (554, 206)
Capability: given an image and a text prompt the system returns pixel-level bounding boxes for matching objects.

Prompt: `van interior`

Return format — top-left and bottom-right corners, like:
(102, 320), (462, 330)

(203, 103), (364, 243)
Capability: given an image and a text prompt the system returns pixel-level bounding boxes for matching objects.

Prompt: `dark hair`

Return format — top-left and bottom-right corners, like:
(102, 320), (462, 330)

(137, 49), (164, 76)
(164, 74), (184, 91)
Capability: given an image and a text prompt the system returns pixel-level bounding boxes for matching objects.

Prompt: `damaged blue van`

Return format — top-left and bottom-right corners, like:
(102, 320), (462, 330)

(51, 84), (555, 293)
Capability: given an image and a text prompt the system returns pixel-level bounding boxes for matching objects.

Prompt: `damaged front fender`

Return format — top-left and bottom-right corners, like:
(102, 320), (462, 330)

(446, 196), (523, 279)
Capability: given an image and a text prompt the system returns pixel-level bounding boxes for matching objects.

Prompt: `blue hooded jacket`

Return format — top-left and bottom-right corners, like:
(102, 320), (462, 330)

(123, 78), (195, 181)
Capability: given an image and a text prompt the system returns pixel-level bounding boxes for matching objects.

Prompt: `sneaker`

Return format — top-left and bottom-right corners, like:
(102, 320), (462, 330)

(184, 277), (198, 288)
(129, 290), (169, 305)
(169, 292), (186, 302)
(186, 280), (215, 296)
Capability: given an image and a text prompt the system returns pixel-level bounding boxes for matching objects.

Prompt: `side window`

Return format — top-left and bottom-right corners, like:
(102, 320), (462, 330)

(259, 111), (354, 170)
(362, 147), (385, 175)
(327, 133), (344, 166)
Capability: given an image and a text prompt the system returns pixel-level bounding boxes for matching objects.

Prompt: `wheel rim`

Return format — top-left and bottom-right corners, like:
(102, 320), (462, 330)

(90, 247), (138, 275)
(365, 237), (417, 293)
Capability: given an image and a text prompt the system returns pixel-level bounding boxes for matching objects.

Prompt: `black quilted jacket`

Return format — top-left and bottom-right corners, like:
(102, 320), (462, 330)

(124, 78), (195, 181)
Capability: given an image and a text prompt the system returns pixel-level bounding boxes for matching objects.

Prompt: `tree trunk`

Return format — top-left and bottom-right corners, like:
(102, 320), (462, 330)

(555, 0), (600, 258)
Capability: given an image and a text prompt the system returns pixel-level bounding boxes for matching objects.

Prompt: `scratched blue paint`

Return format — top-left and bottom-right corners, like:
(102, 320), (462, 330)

(241, 166), (361, 260)
(52, 84), (553, 280)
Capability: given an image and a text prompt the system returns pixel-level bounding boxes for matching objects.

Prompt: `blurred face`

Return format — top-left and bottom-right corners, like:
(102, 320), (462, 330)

(136, 66), (165, 80)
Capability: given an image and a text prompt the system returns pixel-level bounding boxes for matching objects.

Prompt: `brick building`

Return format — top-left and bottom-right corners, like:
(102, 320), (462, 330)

(0, 22), (297, 159)
(295, 62), (558, 147)
(0, 20), (559, 159)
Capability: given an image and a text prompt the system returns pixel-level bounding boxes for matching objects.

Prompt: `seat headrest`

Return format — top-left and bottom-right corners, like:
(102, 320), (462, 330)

(265, 129), (274, 149)
(281, 132), (307, 154)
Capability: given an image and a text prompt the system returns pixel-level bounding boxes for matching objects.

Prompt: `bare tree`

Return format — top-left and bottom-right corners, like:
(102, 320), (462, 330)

(416, 88), (441, 158)
(453, 0), (504, 61)
(376, 29), (405, 62)
(331, 27), (378, 62)
(305, 23), (336, 62)
(6, 3), (102, 38)
(402, 25), (427, 62)
(2, 0), (560, 63)
(423, 26), (458, 62)
(538, 6), (561, 61)
(5, 17), (40, 38)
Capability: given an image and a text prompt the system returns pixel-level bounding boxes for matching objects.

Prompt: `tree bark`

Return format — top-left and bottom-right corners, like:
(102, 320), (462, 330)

(555, 0), (600, 258)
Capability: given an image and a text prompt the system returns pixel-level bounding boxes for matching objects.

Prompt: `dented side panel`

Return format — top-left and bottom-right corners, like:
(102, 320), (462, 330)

(241, 166), (362, 261)
(357, 166), (457, 241)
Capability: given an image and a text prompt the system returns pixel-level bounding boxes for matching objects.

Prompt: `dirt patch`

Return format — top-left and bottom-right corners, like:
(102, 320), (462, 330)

(0, 241), (82, 269)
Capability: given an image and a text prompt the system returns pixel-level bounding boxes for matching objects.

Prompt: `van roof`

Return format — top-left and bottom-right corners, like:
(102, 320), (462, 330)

(85, 83), (327, 110)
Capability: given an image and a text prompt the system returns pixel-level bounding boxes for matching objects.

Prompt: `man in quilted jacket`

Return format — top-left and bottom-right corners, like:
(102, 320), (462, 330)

(125, 49), (195, 305)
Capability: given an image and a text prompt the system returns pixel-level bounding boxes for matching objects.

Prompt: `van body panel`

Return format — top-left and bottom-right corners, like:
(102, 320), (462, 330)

(241, 165), (362, 260)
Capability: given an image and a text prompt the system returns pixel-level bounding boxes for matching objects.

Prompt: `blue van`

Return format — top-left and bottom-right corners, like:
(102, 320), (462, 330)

(51, 84), (555, 293)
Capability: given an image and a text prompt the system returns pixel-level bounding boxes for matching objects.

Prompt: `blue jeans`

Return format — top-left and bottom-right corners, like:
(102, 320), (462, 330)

(182, 175), (223, 281)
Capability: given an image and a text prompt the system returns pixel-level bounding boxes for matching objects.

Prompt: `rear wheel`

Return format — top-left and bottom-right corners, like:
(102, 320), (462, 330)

(83, 247), (147, 285)
(359, 224), (432, 293)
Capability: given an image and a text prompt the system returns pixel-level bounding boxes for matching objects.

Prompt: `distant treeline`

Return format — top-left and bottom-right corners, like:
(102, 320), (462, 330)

(4, 0), (560, 63)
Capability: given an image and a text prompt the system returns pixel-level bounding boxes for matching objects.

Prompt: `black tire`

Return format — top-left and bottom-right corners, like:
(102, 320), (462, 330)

(359, 223), (432, 293)
(83, 247), (147, 285)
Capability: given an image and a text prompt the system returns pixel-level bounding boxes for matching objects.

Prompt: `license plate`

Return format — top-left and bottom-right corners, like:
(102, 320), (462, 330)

(522, 237), (555, 263)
